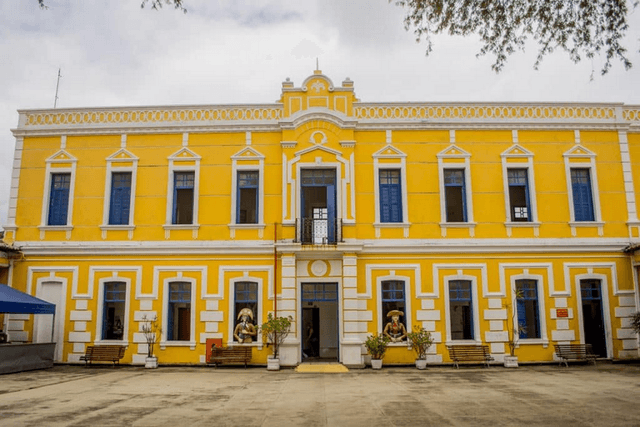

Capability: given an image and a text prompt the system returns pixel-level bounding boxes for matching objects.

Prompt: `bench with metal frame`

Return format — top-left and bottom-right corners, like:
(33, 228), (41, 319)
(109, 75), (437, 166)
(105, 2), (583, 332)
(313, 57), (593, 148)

(554, 343), (597, 367)
(446, 345), (494, 368)
(79, 345), (126, 367)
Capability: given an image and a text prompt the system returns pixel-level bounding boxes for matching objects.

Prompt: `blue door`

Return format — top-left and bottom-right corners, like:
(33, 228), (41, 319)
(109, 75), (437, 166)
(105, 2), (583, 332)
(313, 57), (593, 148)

(300, 169), (337, 243)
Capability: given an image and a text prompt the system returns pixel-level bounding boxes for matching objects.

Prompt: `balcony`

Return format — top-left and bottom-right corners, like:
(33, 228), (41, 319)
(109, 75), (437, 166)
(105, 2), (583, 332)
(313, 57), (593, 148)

(295, 218), (343, 245)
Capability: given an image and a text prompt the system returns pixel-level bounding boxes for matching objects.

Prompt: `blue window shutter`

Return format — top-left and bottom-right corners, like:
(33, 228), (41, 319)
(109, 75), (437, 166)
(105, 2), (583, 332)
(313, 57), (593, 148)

(571, 169), (595, 221)
(517, 299), (527, 338)
(48, 173), (71, 226)
(102, 285), (109, 339)
(109, 172), (131, 225)
(379, 170), (402, 223)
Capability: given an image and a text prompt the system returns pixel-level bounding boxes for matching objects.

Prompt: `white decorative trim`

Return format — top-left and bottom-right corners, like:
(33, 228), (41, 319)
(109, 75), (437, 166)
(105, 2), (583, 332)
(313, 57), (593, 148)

(443, 273), (482, 345)
(227, 275), (264, 347)
(564, 144), (603, 232)
(40, 149), (78, 235)
(213, 265), (273, 300)
(501, 143), (539, 229)
(101, 148), (139, 238)
(508, 272), (549, 346)
(165, 147), (201, 236)
(437, 145), (474, 228)
(26, 266), (79, 300)
(230, 147), (265, 231)
(372, 144), (410, 232)
(618, 130), (638, 227)
(159, 273), (198, 350)
(5, 136), (24, 229)
(364, 264), (424, 299)
(93, 273), (133, 345)
(375, 274), (412, 335)
(33, 277), (68, 361)
(499, 263), (554, 299)
(573, 271), (613, 358)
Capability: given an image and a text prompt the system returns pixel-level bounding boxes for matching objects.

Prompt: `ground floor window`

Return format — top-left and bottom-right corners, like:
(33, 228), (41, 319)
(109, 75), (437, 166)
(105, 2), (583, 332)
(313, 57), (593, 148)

(168, 282), (191, 341)
(381, 280), (406, 336)
(102, 281), (125, 340)
(449, 280), (474, 340)
(233, 281), (258, 343)
(516, 279), (540, 339)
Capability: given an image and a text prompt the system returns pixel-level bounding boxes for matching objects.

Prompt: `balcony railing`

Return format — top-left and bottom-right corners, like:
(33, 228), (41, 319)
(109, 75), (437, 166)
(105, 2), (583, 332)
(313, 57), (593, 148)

(294, 218), (343, 245)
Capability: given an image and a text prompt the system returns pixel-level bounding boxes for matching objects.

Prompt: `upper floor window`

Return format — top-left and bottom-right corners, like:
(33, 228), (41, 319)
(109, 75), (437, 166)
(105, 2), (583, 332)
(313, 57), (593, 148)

(379, 169), (403, 223)
(444, 169), (467, 222)
(48, 173), (71, 226)
(515, 279), (540, 339)
(570, 168), (595, 221)
(102, 281), (126, 340)
(507, 169), (531, 222)
(237, 171), (258, 224)
(108, 172), (132, 225)
(173, 172), (194, 224)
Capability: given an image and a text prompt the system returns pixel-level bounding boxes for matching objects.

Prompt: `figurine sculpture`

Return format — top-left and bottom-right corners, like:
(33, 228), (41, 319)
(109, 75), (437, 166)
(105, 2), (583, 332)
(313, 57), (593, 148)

(234, 308), (257, 343)
(383, 310), (407, 342)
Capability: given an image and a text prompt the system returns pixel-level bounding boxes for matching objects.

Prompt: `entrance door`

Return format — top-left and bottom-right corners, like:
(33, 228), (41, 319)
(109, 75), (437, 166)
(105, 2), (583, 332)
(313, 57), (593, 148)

(300, 169), (336, 244)
(34, 281), (64, 362)
(580, 279), (607, 358)
(301, 283), (338, 360)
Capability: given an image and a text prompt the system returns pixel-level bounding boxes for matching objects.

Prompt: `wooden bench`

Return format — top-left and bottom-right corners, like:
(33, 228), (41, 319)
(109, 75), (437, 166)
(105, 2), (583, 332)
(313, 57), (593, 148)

(446, 345), (494, 368)
(79, 345), (126, 367)
(554, 344), (598, 367)
(207, 345), (252, 368)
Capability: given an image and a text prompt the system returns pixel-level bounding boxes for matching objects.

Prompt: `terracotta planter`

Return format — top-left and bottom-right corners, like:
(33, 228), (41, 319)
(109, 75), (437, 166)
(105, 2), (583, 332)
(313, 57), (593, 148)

(371, 359), (383, 370)
(145, 356), (158, 369)
(415, 359), (427, 370)
(267, 357), (280, 371)
(503, 355), (519, 368)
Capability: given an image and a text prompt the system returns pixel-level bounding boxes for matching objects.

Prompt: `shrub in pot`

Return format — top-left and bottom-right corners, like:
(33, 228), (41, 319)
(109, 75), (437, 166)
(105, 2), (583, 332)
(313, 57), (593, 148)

(260, 313), (292, 370)
(141, 315), (161, 369)
(364, 333), (390, 369)
(406, 326), (433, 369)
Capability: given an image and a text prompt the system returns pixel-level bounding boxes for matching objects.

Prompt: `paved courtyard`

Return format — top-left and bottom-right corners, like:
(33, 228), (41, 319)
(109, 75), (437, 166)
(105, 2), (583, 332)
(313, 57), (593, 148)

(1, 362), (640, 426)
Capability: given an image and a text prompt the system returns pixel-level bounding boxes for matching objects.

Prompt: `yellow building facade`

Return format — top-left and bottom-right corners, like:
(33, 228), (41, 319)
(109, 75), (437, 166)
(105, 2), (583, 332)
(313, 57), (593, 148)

(3, 70), (640, 367)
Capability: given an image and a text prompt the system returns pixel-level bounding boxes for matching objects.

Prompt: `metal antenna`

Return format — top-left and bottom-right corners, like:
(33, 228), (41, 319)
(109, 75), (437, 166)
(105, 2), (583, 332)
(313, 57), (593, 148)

(54, 68), (62, 108)
(316, 57), (319, 71)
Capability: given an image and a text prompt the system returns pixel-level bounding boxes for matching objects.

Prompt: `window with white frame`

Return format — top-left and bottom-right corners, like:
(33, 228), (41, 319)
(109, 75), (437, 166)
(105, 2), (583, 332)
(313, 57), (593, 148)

(47, 173), (71, 226)
(570, 168), (595, 222)
(167, 281), (191, 341)
(102, 281), (126, 340)
(449, 280), (474, 340)
(380, 280), (406, 332)
(507, 169), (531, 222)
(172, 172), (195, 225)
(233, 281), (258, 342)
(379, 169), (403, 223)
(108, 172), (132, 225)
(444, 169), (467, 222)
(515, 279), (540, 339)
(237, 171), (259, 224)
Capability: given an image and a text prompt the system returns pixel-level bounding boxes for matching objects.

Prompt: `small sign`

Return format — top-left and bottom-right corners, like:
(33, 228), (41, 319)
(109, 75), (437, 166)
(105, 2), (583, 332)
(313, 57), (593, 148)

(556, 309), (569, 318)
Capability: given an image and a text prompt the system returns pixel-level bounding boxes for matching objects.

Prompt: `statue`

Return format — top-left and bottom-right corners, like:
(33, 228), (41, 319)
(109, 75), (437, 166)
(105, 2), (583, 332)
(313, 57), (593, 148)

(383, 310), (407, 342)
(234, 308), (257, 343)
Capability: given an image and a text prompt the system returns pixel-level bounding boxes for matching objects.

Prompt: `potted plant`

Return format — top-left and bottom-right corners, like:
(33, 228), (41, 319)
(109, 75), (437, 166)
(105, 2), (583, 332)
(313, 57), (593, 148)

(141, 315), (161, 369)
(364, 333), (390, 369)
(406, 326), (433, 369)
(631, 312), (640, 335)
(261, 313), (292, 371)
(504, 290), (525, 368)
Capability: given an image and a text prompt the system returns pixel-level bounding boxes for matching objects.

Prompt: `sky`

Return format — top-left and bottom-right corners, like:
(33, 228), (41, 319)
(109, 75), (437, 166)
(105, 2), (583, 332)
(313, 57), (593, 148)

(1, 0), (639, 229)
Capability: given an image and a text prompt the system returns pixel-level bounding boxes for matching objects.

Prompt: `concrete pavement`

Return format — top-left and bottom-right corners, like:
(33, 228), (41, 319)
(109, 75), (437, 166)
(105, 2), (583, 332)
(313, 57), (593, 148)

(1, 362), (640, 426)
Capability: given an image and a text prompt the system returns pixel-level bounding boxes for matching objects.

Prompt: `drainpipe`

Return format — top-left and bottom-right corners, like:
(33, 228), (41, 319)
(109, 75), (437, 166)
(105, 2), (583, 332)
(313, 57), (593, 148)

(274, 222), (278, 317)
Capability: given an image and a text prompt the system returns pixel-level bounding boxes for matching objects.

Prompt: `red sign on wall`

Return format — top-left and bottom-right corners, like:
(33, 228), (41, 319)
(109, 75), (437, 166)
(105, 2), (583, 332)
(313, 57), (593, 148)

(556, 309), (569, 318)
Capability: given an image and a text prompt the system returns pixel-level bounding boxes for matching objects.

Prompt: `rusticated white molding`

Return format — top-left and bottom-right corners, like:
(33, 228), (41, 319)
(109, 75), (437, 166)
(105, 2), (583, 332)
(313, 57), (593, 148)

(214, 265), (274, 300)
(433, 263), (488, 298)
(26, 266), (78, 298)
(363, 264), (422, 299)
(499, 263), (553, 299)
(149, 266), (207, 300)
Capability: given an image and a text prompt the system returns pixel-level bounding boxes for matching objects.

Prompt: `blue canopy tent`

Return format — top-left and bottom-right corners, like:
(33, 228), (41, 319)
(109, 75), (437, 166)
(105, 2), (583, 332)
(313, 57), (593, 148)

(0, 284), (56, 315)
(0, 284), (57, 374)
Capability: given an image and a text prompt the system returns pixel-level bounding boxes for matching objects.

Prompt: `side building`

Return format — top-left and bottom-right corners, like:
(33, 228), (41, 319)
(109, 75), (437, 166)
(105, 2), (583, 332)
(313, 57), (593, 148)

(3, 70), (640, 367)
